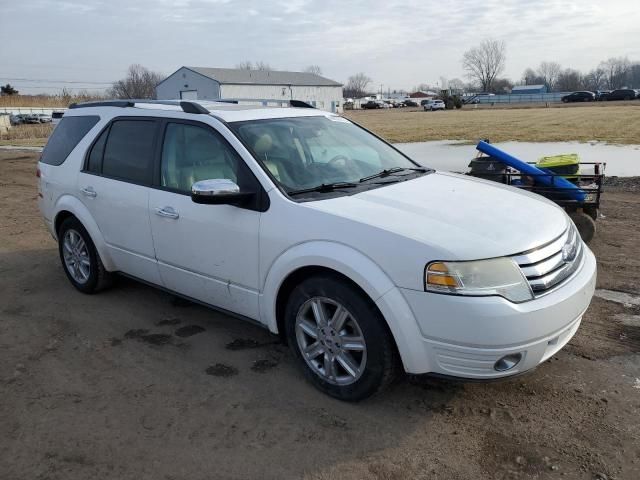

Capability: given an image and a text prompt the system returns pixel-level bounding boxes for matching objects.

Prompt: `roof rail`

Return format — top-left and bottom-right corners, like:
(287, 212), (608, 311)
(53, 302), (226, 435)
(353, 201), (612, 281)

(68, 99), (211, 114)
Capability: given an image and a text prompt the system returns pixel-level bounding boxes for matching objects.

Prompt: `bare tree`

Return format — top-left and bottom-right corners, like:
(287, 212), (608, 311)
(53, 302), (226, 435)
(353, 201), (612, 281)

(109, 64), (163, 99)
(490, 78), (513, 94)
(556, 69), (583, 92)
(522, 68), (544, 85)
(343, 73), (372, 98)
(448, 78), (465, 92)
(236, 61), (272, 71)
(304, 65), (323, 76)
(600, 57), (631, 89)
(582, 68), (607, 91)
(462, 39), (506, 92)
(537, 61), (562, 91)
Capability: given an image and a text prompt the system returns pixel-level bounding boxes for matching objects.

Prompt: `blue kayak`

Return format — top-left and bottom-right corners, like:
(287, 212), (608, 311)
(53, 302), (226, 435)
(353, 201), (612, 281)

(476, 141), (586, 202)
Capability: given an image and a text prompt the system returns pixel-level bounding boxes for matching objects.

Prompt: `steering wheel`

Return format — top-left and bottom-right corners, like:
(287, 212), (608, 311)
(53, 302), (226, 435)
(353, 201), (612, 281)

(327, 155), (352, 168)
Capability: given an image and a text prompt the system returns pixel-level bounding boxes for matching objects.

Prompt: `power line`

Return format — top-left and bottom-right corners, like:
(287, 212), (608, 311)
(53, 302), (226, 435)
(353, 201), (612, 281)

(0, 76), (114, 85)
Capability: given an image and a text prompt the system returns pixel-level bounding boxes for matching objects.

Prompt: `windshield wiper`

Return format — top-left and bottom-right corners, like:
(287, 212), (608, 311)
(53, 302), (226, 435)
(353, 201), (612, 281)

(288, 182), (359, 196)
(359, 167), (427, 183)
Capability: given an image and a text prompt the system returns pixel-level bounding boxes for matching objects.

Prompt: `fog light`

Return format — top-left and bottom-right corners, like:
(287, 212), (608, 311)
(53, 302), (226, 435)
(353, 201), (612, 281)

(494, 353), (522, 372)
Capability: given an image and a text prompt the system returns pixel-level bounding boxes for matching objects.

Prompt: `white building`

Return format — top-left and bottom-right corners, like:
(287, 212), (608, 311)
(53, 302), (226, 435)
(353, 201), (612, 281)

(156, 66), (344, 112)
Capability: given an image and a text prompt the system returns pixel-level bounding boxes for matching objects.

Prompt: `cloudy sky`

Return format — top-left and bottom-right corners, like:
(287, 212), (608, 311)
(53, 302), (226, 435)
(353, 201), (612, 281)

(1, 0), (639, 94)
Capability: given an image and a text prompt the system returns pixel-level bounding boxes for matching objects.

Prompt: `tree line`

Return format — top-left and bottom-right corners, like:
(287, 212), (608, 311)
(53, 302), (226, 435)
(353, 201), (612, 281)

(462, 39), (640, 93)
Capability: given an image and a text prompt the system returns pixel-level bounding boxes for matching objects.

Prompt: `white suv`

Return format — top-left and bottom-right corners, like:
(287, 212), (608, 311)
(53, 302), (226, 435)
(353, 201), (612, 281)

(38, 100), (596, 401)
(423, 99), (446, 111)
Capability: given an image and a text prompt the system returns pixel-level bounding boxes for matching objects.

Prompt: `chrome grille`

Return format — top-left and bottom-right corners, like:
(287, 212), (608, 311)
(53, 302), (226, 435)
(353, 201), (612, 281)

(513, 224), (583, 296)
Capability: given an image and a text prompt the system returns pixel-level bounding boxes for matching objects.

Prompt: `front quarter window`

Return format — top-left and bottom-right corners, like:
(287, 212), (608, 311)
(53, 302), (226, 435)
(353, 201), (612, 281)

(229, 115), (428, 198)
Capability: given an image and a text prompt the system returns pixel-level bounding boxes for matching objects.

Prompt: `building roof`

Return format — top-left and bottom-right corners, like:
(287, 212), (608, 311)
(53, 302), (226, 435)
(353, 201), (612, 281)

(182, 66), (343, 87)
(511, 84), (546, 91)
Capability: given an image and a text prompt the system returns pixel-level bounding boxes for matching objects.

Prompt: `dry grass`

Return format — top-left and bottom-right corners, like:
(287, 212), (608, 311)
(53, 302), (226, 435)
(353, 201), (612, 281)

(0, 94), (104, 108)
(343, 104), (640, 144)
(0, 124), (54, 147)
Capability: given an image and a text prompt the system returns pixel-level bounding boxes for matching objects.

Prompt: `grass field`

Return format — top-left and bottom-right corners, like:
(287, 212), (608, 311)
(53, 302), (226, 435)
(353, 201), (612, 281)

(2, 104), (639, 148)
(344, 104), (640, 144)
(0, 124), (54, 147)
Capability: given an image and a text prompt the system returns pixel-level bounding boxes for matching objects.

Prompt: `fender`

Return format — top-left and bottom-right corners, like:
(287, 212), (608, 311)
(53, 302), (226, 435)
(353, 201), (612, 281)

(53, 194), (116, 271)
(260, 241), (429, 372)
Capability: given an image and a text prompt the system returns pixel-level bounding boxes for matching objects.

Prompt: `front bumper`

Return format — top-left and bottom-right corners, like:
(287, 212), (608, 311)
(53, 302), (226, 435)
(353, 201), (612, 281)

(390, 245), (596, 378)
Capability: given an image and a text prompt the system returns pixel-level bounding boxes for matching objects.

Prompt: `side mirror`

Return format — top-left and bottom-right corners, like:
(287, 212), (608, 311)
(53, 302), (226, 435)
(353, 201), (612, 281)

(191, 179), (254, 205)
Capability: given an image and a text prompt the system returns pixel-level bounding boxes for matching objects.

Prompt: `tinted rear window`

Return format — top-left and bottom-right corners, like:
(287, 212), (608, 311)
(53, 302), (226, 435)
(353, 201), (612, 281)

(40, 115), (100, 166)
(102, 120), (156, 184)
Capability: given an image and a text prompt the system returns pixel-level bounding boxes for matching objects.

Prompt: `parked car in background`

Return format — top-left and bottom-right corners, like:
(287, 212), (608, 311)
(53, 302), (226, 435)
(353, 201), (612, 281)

(361, 100), (382, 109)
(10, 114), (24, 125)
(52, 111), (65, 125)
(37, 113), (52, 123)
(605, 89), (637, 101)
(38, 99), (597, 401)
(595, 90), (610, 101)
(403, 99), (418, 107)
(24, 114), (42, 124)
(561, 91), (596, 103)
(423, 99), (446, 111)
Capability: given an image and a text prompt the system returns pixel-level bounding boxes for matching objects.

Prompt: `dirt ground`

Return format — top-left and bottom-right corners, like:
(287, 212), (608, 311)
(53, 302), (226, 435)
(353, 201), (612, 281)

(1, 151), (639, 480)
(344, 104), (640, 144)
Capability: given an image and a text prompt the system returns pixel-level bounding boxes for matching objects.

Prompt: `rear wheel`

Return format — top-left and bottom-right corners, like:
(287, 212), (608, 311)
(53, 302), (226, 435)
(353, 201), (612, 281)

(58, 217), (112, 293)
(284, 274), (399, 401)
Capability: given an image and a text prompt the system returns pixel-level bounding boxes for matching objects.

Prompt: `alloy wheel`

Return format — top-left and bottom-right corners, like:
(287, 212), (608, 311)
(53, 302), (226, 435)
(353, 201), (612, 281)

(295, 297), (367, 385)
(62, 229), (91, 284)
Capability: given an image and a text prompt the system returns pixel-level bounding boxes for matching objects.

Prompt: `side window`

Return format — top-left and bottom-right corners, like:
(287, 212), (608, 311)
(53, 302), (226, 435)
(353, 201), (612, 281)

(86, 127), (108, 173)
(161, 123), (252, 193)
(102, 120), (156, 184)
(40, 115), (99, 166)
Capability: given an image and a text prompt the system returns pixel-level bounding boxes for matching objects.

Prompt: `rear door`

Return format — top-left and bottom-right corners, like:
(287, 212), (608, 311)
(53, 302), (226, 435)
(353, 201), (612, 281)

(77, 117), (162, 284)
(148, 119), (262, 319)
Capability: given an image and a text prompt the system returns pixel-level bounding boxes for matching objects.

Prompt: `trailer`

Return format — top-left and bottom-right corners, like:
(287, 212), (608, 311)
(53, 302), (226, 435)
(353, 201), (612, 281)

(468, 141), (605, 243)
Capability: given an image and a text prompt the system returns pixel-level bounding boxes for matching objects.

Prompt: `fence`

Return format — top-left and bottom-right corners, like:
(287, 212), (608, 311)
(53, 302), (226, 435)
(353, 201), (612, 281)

(0, 107), (67, 115)
(471, 92), (570, 104)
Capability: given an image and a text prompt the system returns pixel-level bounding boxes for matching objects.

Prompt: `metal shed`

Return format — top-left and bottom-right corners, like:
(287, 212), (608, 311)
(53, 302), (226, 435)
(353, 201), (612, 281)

(156, 66), (344, 112)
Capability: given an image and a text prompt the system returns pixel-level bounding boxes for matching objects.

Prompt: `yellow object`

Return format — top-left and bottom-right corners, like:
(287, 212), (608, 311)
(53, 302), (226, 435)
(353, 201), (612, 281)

(536, 154), (580, 178)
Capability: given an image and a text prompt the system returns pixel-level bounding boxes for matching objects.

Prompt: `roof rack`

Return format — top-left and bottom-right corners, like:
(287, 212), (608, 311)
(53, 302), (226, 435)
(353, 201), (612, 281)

(68, 98), (316, 113)
(68, 99), (218, 114)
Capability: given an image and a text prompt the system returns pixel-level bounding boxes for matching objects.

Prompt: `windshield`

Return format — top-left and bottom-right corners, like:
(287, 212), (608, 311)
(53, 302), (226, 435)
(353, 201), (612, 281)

(230, 115), (425, 197)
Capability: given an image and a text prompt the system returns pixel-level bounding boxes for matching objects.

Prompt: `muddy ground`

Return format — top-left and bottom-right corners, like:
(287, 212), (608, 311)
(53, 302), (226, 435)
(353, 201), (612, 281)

(1, 151), (639, 480)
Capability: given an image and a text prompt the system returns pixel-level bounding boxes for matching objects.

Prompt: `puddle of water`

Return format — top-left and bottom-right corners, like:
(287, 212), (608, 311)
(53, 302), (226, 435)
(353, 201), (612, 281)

(395, 140), (640, 177)
(251, 358), (279, 373)
(205, 363), (238, 377)
(174, 325), (205, 337)
(594, 289), (640, 307)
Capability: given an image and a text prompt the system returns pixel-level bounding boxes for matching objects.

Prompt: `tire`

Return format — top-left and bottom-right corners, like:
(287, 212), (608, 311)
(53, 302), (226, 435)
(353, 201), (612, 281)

(569, 211), (596, 244)
(58, 216), (113, 293)
(284, 274), (399, 401)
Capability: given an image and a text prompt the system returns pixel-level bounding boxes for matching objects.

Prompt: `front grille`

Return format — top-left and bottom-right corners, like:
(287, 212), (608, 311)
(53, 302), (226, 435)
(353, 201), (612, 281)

(512, 224), (583, 296)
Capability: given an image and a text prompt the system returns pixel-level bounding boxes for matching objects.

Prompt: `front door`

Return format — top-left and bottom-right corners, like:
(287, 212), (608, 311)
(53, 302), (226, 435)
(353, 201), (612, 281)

(148, 120), (262, 320)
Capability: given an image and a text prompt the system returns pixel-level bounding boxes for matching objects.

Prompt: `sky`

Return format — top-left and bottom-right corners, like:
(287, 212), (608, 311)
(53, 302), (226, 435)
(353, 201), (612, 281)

(1, 0), (639, 94)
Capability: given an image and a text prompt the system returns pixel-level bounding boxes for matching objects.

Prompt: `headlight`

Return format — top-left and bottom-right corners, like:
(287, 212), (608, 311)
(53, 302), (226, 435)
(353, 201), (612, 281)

(425, 257), (533, 303)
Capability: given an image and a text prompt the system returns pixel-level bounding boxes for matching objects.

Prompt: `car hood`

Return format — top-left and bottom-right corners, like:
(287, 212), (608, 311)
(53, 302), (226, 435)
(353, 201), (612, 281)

(304, 171), (569, 260)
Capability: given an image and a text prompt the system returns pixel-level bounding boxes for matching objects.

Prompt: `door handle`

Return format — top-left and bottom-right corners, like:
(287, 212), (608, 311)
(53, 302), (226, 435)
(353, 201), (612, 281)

(81, 187), (97, 197)
(155, 206), (179, 219)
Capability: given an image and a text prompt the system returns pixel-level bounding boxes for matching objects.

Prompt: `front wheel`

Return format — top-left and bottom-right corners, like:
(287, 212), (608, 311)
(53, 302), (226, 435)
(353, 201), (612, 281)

(284, 274), (399, 401)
